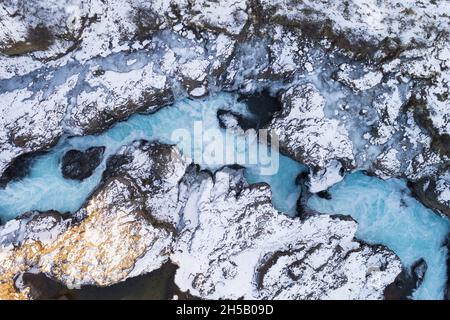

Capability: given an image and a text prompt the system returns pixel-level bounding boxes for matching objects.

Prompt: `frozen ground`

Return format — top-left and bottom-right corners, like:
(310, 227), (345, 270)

(0, 0), (449, 300)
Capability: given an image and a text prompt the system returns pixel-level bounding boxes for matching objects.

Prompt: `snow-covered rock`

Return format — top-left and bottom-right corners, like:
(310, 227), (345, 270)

(0, 142), (403, 299)
(173, 166), (402, 299)
(0, 75), (78, 177)
(0, 142), (187, 298)
(1, 1), (448, 218)
(266, 84), (354, 192)
(65, 62), (172, 135)
(260, 0), (450, 49)
(0, 177), (173, 298)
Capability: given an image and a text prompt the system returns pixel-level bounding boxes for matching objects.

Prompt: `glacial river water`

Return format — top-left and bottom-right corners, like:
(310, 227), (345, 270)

(0, 93), (448, 299)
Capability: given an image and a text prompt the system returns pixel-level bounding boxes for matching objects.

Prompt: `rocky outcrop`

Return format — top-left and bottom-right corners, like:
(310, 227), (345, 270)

(16, 262), (185, 300)
(0, 0), (449, 216)
(0, 75), (78, 183)
(408, 173), (450, 217)
(173, 166), (402, 299)
(0, 177), (173, 295)
(0, 142), (187, 298)
(102, 140), (189, 226)
(65, 63), (173, 136)
(0, 1), (448, 300)
(384, 259), (427, 300)
(0, 142), (403, 300)
(447, 234), (450, 300)
(61, 147), (105, 181)
(266, 85), (354, 192)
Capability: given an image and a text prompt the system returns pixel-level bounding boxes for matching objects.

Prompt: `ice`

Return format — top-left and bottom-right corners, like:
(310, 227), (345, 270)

(308, 171), (450, 300)
(245, 155), (304, 215)
(0, 92), (303, 219)
(0, 91), (447, 299)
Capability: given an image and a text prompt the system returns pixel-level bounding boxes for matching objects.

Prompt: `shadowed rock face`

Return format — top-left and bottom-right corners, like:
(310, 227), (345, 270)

(18, 262), (197, 300)
(0, 142), (187, 299)
(384, 259), (427, 300)
(408, 179), (450, 217)
(0, 0), (449, 216)
(0, 152), (40, 188)
(0, 141), (403, 300)
(217, 91), (282, 131)
(0, 0), (448, 300)
(61, 147), (105, 181)
(2, 25), (53, 56)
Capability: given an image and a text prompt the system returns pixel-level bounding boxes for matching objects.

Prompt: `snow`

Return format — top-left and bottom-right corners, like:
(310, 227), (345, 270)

(268, 84), (355, 170)
(336, 64), (383, 92)
(173, 167), (402, 300)
(309, 171), (450, 300)
(0, 0), (449, 300)
(260, 0), (450, 46)
(307, 160), (344, 193)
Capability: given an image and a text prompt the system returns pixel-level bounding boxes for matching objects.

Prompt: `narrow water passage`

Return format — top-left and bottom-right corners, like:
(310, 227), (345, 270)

(308, 172), (450, 300)
(0, 93), (304, 221)
(0, 93), (448, 300)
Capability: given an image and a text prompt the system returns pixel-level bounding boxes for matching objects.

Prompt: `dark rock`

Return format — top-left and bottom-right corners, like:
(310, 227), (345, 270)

(17, 272), (71, 300)
(217, 91), (281, 132)
(2, 25), (53, 56)
(294, 171), (317, 220)
(409, 93), (450, 158)
(408, 179), (450, 217)
(61, 146), (105, 181)
(133, 8), (166, 41)
(317, 190), (332, 200)
(295, 171), (309, 186)
(384, 258), (428, 300)
(0, 152), (42, 188)
(19, 262), (198, 300)
(237, 90), (282, 130)
(102, 154), (132, 181)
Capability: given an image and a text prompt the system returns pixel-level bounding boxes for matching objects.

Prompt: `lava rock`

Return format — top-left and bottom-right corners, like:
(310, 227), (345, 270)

(266, 84), (355, 174)
(61, 147), (105, 181)
(384, 258), (428, 300)
(0, 141), (403, 300)
(408, 177), (450, 217)
(173, 165), (402, 299)
(237, 91), (282, 130)
(0, 152), (40, 188)
(17, 273), (71, 300)
(317, 190), (332, 200)
(101, 140), (189, 226)
(446, 234), (450, 300)
(218, 91), (282, 132)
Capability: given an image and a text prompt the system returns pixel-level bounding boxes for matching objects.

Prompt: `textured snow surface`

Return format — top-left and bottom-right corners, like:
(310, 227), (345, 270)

(173, 167), (401, 300)
(0, 0), (449, 300)
(260, 0), (450, 45)
(267, 84), (354, 192)
(0, 142), (402, 300)
(0, 1), (448, 213)
(0, 177), (173, 297)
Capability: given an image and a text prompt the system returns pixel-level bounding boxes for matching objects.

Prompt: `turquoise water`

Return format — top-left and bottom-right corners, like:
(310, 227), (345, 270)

(308, 171), (450, 300)
(0, 93), (447, 300)
(0, 93), (304, 220)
